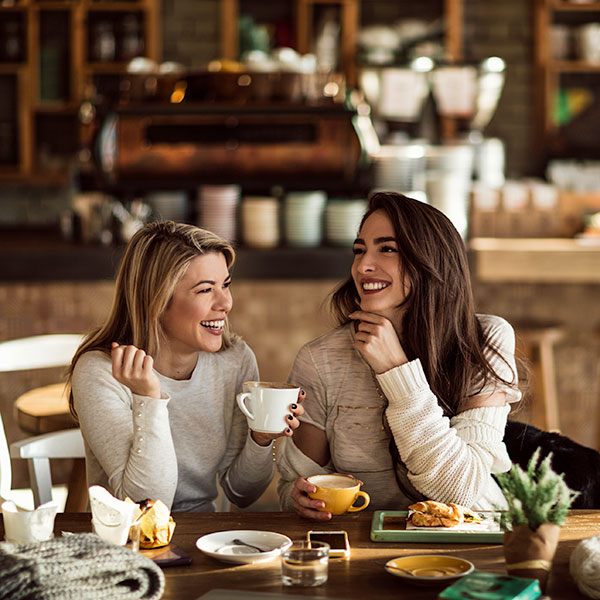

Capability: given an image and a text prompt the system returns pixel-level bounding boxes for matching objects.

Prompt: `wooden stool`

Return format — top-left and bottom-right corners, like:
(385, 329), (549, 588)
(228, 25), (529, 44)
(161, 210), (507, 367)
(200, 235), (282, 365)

(15, 383), (88, 512)
(513, 321), (565, 432)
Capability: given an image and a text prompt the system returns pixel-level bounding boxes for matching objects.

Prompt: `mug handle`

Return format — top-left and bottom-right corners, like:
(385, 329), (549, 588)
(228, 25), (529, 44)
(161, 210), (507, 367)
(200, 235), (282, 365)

(347, 491), (370, 512)
(236, 392), (254, 420)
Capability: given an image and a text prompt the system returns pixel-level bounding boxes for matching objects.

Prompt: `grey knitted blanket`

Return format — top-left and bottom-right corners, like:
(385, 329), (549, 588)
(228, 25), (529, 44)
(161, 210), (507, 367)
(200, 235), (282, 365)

(0, 533), (164, 600)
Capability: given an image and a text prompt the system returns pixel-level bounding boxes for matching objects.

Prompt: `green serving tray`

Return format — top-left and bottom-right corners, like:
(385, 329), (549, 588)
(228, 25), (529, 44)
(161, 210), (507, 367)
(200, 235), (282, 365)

(370, 510), (504, 544)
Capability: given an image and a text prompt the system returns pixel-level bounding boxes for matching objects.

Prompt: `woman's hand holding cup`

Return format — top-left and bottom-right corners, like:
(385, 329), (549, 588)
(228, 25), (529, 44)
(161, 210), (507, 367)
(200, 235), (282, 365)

(291, 476), (333, 521)
(291, 473), (370, 520)
(237, 382), (305, 447)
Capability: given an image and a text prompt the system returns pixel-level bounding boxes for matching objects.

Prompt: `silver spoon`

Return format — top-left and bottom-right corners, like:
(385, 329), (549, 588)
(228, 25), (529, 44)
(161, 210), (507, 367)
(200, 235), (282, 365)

(385, 564), (416, 576)
(373, 560), (418, 576)
(232, 538), (269, 553)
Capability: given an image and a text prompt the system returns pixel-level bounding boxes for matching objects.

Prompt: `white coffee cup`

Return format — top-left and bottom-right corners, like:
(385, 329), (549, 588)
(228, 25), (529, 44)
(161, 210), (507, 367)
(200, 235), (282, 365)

(236, 381), (299, 434)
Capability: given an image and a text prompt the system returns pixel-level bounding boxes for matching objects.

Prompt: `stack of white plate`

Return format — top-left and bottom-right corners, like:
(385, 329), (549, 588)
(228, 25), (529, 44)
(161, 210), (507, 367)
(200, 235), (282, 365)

(146, 191), (189, 222)
(373, 143), (427, 194)
(241, 196), (280, 248)
(196, 185), (240, 241)
(424, 144), (474, 238)
(284, 191), (327, 247)
(325, 199), (368, 246)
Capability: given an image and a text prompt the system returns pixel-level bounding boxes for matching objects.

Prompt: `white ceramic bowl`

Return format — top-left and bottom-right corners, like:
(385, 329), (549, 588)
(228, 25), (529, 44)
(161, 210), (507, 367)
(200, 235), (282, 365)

(196, 530), (292, 564)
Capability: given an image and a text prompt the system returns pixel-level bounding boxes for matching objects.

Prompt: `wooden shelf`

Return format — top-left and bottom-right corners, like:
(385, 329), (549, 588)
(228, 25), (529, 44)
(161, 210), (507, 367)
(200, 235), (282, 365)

(84, 61), (132, 72)
(0, 170), (70, 185)
(220, 0), (360, 87)
(550, 1), (600, 11)
(219, 0), (463, 122)
(549, 60), (600, 72)
(535, 0), (600, 145)
(2, 235), (598, 283)
(31, 2), (77, 10)
(0, 63), (25, 72)
(86, 2), (148, 11)
(0, 0), (160, 183)
(469, 237), (600, 283)
(0, 235), (354, 281)
(33, 101), (78, 112)
(0, 5), (28, 12)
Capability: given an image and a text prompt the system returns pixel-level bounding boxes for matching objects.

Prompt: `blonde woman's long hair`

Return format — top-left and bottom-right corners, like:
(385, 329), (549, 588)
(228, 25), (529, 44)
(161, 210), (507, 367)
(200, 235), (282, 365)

(67, 221), (237, 416)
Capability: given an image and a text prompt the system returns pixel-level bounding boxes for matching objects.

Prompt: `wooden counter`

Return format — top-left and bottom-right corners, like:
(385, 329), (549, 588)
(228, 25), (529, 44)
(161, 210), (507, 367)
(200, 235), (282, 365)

(469, 237), (600, 283)
(2, 233), (600, 283)
(0, 232), (352, 281)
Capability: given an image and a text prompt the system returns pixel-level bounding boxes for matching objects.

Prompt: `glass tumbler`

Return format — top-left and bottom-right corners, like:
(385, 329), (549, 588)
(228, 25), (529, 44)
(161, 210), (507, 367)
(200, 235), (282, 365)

(281, 540), (330, 587)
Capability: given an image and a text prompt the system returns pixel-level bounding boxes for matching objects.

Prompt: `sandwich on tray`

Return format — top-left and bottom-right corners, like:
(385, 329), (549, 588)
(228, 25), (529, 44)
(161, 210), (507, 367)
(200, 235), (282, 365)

(408, 500), (481, 528)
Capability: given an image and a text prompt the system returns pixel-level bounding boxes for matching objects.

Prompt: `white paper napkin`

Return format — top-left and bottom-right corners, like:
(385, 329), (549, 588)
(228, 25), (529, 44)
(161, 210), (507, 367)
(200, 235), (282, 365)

(88, 485), (138, 546)
(1, 499), (58, 544)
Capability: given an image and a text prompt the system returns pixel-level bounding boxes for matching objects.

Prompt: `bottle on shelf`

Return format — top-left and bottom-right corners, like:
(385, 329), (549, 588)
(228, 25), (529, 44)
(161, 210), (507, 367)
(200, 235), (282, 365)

(120, 14), (143, 61)
(3, 19), (22, 62)
(93, 21), (116, 62)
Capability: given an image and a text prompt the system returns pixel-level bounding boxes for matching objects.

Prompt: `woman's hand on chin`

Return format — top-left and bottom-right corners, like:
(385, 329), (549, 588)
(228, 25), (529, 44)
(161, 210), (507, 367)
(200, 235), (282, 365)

(111, 342), (162, 398)
(349, 311), (409, 374)
(250, 388), (306, 446)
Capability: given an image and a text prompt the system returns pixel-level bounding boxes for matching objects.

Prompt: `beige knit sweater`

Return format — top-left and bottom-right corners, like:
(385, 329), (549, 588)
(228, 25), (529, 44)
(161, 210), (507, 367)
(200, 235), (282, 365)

(277, 314), (520, 512)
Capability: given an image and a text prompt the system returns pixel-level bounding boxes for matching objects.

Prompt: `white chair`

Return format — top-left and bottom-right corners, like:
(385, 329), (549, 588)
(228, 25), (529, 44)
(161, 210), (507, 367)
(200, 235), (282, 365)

(0, 334), (86, 510)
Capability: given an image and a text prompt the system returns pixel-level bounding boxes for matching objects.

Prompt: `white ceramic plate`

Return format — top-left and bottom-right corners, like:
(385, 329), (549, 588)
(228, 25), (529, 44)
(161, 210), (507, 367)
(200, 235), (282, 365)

(195, 530), (292, 564)
(385, 554), (474, 586)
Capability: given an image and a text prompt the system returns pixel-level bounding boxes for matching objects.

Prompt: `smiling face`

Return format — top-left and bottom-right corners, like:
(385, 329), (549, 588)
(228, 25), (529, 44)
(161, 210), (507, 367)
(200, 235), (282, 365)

(160, 252), (233, 355)
(351, 209), (410, 322)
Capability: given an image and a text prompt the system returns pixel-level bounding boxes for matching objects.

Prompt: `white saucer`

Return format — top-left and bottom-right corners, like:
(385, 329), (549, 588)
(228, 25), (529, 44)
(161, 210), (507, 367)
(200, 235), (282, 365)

(195, 530), (292, 564)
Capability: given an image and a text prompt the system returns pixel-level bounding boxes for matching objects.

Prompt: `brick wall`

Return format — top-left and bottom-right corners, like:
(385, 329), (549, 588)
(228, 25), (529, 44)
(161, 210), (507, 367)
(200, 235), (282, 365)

(2, 278), (599, 496)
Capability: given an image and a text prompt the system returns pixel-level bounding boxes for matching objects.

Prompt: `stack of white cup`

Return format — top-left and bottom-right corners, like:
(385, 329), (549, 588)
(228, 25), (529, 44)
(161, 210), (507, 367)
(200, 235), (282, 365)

(284, 190), (327, 247)
(241, 196), (280, 248)
(196, 185), (241, 242)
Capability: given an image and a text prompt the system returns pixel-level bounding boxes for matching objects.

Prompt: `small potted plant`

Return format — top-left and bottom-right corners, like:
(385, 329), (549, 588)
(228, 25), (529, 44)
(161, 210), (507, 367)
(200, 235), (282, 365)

(495, 448), (579, 593)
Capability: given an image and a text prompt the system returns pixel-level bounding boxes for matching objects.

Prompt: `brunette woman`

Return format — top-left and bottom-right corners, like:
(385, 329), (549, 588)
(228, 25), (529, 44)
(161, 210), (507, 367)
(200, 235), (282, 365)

(277, 192), (520, 520)
(69, 221), (303, 511)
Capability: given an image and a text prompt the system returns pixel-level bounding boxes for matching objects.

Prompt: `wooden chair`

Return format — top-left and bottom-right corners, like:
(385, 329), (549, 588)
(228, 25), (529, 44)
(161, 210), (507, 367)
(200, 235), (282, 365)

(0, 334), (86, 510)
(1, 412), (84, 509)
(513, 321), (565, 432)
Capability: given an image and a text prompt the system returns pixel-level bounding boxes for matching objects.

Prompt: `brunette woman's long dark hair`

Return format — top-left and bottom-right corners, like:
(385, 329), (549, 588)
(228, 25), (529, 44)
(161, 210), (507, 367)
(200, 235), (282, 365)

(330, 191), (516, 417)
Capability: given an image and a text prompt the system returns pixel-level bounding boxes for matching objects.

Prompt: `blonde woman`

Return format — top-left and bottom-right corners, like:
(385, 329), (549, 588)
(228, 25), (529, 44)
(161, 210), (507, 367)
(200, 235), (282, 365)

(69, 221), (303, 511)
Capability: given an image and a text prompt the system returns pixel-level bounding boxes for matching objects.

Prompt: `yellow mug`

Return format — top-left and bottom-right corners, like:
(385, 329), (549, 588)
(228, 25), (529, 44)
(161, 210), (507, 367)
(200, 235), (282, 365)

(307, 474), (370, 515)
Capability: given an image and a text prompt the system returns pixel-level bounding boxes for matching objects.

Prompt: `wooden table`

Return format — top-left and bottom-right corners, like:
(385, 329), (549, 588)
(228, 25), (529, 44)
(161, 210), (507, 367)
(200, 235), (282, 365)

(15, 383), (77, 434)
(5, 510), (598, 599)
(14, 383), (87, 512)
